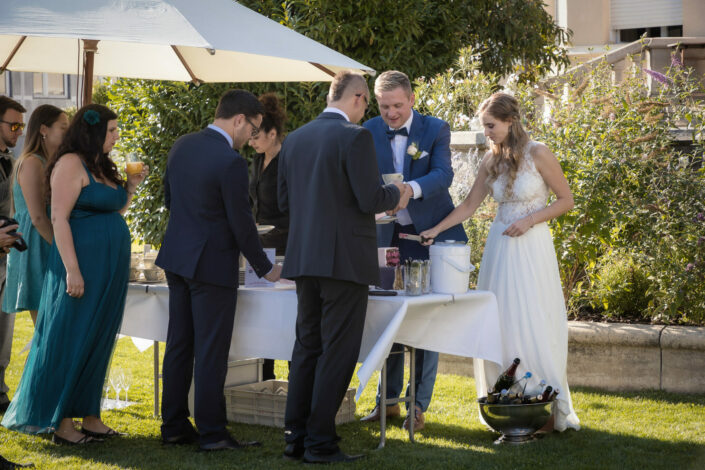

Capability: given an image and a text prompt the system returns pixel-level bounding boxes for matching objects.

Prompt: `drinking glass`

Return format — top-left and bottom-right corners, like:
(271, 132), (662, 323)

(422, 259), (432, 294)
(111, 368), (123, 405)
(404, 260), (424, 296)
(103, 378), (112, 408)
(122, 370), (133, 404)
(125, 152), (144, 176)
(108, 373), (117, 404)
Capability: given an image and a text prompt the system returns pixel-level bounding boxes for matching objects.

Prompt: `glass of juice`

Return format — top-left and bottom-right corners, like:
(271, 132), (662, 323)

(125, 152), (144, 175)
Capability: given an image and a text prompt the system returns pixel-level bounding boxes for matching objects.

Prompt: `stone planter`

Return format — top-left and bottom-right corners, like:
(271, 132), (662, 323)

(437, 321), (705, 393)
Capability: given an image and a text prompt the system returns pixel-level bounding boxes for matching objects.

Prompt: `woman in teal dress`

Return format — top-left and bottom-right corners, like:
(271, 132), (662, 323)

(3, 105), (67, 324)
(1, 105), (149, 444)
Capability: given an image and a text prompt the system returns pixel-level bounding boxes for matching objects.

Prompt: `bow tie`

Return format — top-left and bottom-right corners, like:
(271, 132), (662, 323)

(385, 127), (409, 139)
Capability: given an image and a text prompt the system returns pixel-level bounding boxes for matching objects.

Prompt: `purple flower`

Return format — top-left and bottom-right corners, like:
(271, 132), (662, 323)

(671, 53), (683, 68)
(697, 212), (705, 221)
(645, 69), (672, 86)
(686, 263), (695, 271)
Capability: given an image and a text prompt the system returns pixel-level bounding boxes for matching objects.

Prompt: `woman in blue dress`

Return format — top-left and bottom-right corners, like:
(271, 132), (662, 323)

(1, 105), (148, 444)
(3, 104), (67, 324)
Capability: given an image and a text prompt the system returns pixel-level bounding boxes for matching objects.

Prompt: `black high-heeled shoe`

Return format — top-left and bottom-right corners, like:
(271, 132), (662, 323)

(52, 433), (102, 445)
(81, 427), (124, 438)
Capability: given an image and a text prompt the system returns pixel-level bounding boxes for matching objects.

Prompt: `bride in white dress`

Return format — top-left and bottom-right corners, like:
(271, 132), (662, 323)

(420, 92), (580, 432)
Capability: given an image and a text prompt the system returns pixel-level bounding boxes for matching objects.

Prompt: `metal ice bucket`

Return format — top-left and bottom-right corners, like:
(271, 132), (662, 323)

(478, 398), (552, 444)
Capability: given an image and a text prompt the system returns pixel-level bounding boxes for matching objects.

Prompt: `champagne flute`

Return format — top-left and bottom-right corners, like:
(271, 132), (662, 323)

(108, 372), (118, 406)
(103, 378), (112, 408)
(112, 368), (123, 406)
(122, 370), (133, 405)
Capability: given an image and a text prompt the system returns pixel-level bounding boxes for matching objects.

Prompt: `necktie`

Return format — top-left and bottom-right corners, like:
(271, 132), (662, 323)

(385, 127), (408, 139)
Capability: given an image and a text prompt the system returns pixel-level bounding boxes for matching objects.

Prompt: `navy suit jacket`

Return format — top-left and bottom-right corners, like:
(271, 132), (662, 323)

(156, 127), (272, 288)
(278, 112), (400, 285)
(363, 110), (467, 246)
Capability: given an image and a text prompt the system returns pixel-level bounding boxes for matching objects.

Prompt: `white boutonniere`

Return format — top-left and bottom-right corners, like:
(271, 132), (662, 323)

(407, 142), (422, 160)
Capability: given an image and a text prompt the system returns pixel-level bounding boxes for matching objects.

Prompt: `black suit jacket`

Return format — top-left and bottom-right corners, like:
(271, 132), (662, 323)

(278, 112), (400, 285)
(156, 127), (272, 288)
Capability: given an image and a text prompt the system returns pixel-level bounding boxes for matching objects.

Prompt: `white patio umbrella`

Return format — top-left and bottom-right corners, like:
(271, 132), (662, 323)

(0, 0), (375, 104)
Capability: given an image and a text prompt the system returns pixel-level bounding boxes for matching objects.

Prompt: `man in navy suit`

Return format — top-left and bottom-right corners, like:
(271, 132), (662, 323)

(279, 72), (402, 463)
(361, 71), (467, 431)
(157, 89), (282, 451)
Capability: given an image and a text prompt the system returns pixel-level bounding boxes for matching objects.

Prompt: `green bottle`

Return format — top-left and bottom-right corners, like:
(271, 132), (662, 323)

(490, 358), (520, 393)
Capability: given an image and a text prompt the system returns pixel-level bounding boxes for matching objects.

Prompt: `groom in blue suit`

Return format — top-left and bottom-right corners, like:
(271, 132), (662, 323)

(361, 71), (467, 431)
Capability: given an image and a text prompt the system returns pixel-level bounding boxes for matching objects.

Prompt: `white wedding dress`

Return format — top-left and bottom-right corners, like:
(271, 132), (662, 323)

(473, 141), (580, 432)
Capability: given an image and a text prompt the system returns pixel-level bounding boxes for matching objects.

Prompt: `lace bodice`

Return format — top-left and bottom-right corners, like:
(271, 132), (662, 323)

(489, 141), (550, 225)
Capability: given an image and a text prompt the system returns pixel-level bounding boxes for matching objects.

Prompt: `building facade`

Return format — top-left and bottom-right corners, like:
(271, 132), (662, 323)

(544, 0), (705, 63)
(1, 71), (79, 150)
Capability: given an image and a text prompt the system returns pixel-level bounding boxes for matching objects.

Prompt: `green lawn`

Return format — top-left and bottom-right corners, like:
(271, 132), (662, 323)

(1, 313), (704, 469)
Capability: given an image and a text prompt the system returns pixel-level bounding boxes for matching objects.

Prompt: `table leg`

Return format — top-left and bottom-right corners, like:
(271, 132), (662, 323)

(378, 361), (387, 449)
(153, 340), (160, 418)
(408, 346), (416, 443)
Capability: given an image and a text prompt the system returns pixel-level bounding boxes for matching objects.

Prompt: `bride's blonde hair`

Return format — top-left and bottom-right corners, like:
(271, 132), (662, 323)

(479, 92), (529, 197)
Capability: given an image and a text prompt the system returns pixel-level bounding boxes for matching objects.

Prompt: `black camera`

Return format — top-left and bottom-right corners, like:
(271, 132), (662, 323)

(0, 215), (28, 252)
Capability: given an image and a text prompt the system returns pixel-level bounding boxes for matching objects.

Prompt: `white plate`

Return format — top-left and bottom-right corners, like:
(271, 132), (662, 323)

(376, 215), (397, 225)
(257, 224), (275, 234)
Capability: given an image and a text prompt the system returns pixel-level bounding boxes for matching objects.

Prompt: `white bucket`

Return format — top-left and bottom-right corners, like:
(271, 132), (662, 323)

(429, 241), (474, 294)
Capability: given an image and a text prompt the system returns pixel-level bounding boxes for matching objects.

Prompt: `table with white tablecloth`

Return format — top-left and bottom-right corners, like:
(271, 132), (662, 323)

(120, 283), (503, 444)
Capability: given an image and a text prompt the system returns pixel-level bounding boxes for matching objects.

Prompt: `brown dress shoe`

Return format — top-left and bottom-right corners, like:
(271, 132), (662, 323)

(403, 406), (425, 431)
(360, 404), (401, 422)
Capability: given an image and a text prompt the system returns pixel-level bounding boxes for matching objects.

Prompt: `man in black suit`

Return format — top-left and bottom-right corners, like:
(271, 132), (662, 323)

(279, 72), (403, 463)
(156, 89), (282, 452)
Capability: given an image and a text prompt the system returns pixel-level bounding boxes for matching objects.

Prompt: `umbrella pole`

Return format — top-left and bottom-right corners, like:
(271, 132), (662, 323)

(82, 39), (99, 106)
(0, 36), (27, 75)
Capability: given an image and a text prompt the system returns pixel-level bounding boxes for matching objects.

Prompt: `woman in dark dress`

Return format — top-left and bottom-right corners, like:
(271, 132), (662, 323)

(248, 93), (288, 380)
(1, 105), (149, 444)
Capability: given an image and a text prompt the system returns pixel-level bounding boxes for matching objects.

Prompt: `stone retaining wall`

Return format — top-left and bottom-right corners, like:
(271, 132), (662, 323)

(437, 321), (705, 393)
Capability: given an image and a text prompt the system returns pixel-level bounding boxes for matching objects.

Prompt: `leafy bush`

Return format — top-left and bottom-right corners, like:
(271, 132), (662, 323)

(416, 48), (705, 325)
(242, 0), (570, 82)
(586, 250), (652, 320)
(414, 47), (498, 130)
(528, 56), (705, 325)
(106, 1), (570, 247)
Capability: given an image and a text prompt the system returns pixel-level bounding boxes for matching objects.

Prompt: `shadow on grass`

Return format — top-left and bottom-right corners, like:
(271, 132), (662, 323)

(29, 417), (701, 470)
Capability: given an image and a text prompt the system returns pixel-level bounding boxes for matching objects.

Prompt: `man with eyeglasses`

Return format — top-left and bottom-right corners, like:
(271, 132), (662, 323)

(157, 89), (281, 452)
(0, 96), (26, 418)
(361, 71), (467, 431)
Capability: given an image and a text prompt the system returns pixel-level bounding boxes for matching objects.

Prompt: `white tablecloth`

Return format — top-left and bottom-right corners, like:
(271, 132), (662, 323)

(121, 283), (503, 399)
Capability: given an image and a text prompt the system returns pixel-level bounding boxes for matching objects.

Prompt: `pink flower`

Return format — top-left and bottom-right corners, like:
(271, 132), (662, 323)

(686, 263), (695, 271)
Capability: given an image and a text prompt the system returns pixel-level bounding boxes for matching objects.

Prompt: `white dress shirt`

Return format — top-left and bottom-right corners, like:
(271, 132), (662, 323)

(389, 113), (422, 226)
(322, 107), (350, 122)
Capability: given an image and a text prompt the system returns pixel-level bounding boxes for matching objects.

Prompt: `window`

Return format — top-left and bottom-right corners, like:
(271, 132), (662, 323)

(618, 25), (683, 43)
(33, 73), (68, 98)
